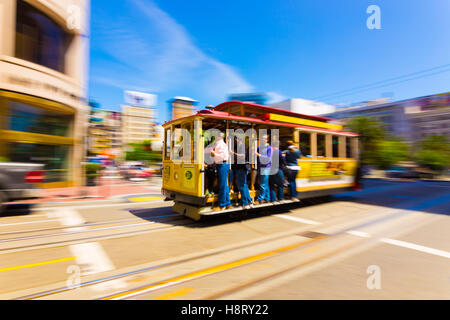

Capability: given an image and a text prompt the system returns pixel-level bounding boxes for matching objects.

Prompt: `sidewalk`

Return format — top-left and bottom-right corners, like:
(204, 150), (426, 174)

(10, 177), (164, 205)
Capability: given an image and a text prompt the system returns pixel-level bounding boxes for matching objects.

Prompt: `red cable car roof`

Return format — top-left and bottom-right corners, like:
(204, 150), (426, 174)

(163, 108), (357, 136)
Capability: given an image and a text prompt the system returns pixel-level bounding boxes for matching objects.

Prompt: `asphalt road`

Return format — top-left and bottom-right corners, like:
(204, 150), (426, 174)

(0, 178), (448, 300)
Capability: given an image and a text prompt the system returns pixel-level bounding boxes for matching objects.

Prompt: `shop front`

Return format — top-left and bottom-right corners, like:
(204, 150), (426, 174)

(0, 91), (77, 188)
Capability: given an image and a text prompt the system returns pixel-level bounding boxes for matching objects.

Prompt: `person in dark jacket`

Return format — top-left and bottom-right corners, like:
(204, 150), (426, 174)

(254, 134), (272, 204)
(269, 139), (286, 203)
(283, 141), (302, 201)
(231, 137), (252, 208)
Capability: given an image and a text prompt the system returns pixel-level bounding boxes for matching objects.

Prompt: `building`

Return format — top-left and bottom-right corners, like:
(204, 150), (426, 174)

(228, 93), (267, 105)
(403, 92), (450, 141)
(121, 105), (155, 145)
(271, 98), (336, 116)
(324, 92), (450, 142)
(168, 96), (197, 120)
(150, 123), (164, 152)
(0, 0), (90, 187)
(121, 91), (158, 146)
(87, 107), (122, 159)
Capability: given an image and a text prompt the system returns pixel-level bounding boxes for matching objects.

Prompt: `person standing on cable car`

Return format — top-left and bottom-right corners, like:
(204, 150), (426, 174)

(254, 134), (272, 204)
(269, 139), (286, 204)
(211, 132), (232, 210)
(283, 141), (301, 202)
(231, 136), (252, 209)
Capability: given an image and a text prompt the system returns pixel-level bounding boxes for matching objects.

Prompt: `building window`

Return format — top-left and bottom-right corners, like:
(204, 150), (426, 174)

(7, 100), (72, 136)
(15, 0), (72, 73)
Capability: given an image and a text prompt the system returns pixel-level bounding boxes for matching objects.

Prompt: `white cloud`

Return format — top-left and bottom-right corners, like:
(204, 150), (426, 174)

(90, 0), (254, 102)
(266, 91), (288, 104)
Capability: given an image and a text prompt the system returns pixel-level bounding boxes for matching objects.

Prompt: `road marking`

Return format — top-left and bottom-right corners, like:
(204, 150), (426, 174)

(34, 200), (166, 211)
(69, 242), (114, 275)
(128, 196), (163, 202)
(275, 215), (321, 225)
(101, 235), (326, 300)
(0, 256), (76, 272)
(153, 288), (194, 300)
(346, 230), (371, 238)
(380, 238), (450, 259)
(0, 219), (59, 227)
(47, 208), (85, 231)
(346, 230), (450, 258)
(69, 242), (126, 292)
(46, 208), (125, 291)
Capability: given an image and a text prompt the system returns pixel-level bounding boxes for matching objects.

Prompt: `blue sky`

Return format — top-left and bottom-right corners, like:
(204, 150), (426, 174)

(88, 0), (450, 123)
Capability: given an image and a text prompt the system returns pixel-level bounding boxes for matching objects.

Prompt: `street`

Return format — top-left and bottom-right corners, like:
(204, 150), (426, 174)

(0, 178), (449, 300)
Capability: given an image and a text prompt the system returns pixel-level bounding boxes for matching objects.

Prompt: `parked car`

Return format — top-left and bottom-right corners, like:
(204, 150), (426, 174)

(0, 162), (44, 213)
(385, 166), (420, 179)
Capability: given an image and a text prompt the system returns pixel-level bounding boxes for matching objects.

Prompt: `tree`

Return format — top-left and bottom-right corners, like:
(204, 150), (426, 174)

(375, 139), (409, 170)
(415, 135), (450, 173)
(345, 116), (386, 166)
(124, 141), (162, 163)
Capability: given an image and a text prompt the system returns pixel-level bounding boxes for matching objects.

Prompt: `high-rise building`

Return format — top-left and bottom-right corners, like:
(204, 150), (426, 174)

(121, 105), (154, 145)
(0, 0), (90, 187)
(168, 96), (197, 120)
(121, 91), (157, 146)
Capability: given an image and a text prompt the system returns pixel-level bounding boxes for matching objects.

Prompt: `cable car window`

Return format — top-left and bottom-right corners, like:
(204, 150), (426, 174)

(317, 134), (326, 157)
(165, 129), (171, 160)
(346, 137), (353, 159)
(332, 135), (339, 158)
(300, 132), (311, 157)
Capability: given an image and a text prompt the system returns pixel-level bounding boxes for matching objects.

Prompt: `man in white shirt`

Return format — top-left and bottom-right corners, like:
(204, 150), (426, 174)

(210, 132), (232, 210)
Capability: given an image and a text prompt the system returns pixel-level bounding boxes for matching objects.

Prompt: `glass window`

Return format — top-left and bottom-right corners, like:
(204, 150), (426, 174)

(317, 134), (326, 157)
(8, 101), (72, 136)
(299, 132), (311, 156)
(164, 129), (171, 160)
(172, 126), (184, 161)
(182, 122), (193, 161)
(15, 0), (72, 73)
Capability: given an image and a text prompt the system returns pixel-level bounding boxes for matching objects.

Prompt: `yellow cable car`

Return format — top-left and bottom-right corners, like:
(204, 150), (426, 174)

(161, 101), (360, 220)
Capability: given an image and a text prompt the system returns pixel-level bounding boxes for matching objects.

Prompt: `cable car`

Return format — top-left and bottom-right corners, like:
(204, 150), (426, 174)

(161, 101), (360, 220)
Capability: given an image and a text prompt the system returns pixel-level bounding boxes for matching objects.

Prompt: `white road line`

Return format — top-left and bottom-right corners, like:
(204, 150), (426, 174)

(69, 242), (114, 275)
(275, 215), (321, 225)
(346, 230), (371, 238)
(346, 230), (450, 259)
(69, 242), (126, 292)
(35, 200), (166, 211)
(47, 208), (85, 227)
(0, 219), (59, 227)
(46, 208), (126, 292)
(380, 238), (450, 259)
